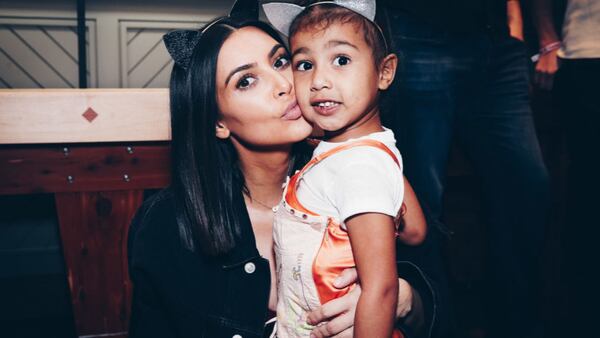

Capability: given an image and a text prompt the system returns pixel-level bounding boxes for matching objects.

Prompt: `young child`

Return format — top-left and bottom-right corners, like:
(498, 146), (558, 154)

(264, 1), (420, 337)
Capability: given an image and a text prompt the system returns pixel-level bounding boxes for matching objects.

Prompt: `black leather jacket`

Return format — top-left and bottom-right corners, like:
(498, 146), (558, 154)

(128, 189), (437, 338)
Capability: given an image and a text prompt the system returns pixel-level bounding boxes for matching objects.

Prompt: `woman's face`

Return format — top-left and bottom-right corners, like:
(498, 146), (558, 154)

(215, 26), (312, 148)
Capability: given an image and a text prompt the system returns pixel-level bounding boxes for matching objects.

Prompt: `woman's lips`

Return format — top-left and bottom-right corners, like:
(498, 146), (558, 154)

(282, 102), (302, 120)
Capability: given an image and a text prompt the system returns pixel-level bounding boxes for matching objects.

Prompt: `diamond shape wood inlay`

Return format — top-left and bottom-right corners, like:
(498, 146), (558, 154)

(82, 107), (98, 122)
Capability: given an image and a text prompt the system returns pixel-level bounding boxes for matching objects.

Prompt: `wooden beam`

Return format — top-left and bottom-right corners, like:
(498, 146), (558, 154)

(55, 190), (144, 338)
(0, 143), (170, 195)
(0, 89), (171, 144)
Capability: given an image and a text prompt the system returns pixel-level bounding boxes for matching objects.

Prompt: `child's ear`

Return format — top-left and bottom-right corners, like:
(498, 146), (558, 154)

(215, 121), (231, 139)
(377, 53), (398, 90)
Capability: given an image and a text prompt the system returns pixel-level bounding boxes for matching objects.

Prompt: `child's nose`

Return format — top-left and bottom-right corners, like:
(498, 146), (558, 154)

(310, 68), (332, 91)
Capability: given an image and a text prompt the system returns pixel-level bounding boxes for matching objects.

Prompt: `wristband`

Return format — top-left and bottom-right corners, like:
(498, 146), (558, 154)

(539, 41), (561, 55)
(531, 41), (561, 62)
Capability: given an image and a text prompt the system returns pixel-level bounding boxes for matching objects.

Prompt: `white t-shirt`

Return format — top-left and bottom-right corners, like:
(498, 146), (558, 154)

(296, 128), (404, 228)
(559, 0), (600, 59)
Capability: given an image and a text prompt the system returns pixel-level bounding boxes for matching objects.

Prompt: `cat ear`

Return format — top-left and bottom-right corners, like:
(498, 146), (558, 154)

(262, 2), (305, 36)
(229, 0), (260, 21)
(163, 29), (200, 70)
(336, 0), (377, 21)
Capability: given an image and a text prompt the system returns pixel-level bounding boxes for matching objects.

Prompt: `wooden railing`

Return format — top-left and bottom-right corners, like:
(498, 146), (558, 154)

(0, 89), (172, 338)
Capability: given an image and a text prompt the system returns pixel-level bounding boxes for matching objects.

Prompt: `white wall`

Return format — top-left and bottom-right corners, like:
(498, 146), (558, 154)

(0, 0), (234, 88)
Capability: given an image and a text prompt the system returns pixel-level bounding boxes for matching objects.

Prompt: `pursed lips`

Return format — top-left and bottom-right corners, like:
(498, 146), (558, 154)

(281, 101), (302, 120)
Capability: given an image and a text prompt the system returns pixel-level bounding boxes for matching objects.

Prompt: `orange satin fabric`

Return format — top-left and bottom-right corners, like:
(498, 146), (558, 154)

(312, 217), (355, 304)
(285, 139), (404, 338)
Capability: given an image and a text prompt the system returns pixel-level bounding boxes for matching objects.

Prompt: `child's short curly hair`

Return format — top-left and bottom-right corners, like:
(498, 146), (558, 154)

(289, 2), (389, 66)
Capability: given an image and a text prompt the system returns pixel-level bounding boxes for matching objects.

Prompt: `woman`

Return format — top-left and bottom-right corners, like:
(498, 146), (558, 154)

(128, 3), (435, 338)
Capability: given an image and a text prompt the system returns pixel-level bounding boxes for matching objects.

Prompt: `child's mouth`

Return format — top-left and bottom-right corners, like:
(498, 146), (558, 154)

(312, 100), (340, 115)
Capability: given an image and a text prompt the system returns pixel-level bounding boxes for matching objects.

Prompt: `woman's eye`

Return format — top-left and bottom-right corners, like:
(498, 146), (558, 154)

(333, 56), (350, 66)
(237, 75), (257, 89)
(274, 56), (290, 69)
(295, 61), (313, 71)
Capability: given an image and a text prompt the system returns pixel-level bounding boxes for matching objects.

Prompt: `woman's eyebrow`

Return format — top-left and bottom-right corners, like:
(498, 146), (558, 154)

(269, 44), (285, 58)
(225, 63), (257, 85)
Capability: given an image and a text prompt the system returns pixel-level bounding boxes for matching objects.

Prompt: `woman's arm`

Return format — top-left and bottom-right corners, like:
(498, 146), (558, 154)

(128, 197), (177, 338)
(129, 270), (176, 338)
(397, 176), (427, 245)
(507, 0), (524, 41)
(346, 212), (399, 338)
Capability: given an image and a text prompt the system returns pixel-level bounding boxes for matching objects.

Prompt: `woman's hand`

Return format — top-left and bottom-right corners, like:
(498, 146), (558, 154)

(307, 277), (360, 338)
(306, 268), (414, 337)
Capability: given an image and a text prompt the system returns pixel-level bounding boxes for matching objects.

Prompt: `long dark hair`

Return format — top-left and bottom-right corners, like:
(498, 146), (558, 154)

(169, 17), (296, 256)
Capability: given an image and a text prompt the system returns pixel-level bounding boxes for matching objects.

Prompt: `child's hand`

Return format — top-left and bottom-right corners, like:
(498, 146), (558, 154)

(397, 177), (427, 245)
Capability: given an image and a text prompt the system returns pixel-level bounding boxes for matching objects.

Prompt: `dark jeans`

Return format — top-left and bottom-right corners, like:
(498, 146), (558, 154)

(386, 12), (550, 338)
(554, 58), (600, 337)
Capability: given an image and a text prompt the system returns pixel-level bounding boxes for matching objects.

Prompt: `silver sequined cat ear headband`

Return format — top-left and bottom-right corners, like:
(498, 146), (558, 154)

(262, 0), (387, 52)
(163, 0), (259, 70)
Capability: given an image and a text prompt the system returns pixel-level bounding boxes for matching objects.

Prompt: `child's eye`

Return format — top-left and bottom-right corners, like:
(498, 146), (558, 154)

(236, 75), (257, 89)
(333, 56), (350, 66)
(273, 55), (290, 69)
(295, 61), (313, 71)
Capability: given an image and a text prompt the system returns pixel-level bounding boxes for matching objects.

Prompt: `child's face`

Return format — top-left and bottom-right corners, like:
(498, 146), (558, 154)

(290, 21), (385, 137)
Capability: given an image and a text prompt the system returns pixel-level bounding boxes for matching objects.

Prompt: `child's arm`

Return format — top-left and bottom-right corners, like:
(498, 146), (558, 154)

(396, 176), (427, 245)
(306, 270), (424, 338)
(346, 212), (398, 338)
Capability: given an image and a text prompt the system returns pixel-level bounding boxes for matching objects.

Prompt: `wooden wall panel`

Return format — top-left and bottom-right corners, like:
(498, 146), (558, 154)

(118, 20), (199, 88)
(0, 18), (97, 88)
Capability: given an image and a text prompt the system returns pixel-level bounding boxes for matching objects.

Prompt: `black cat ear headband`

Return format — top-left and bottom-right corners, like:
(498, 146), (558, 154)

(163, 0), (259, 70)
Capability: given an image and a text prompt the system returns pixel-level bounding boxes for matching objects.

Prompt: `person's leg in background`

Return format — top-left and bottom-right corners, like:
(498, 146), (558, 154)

(383, 13), (478, 338)
(458, 35), (550, 338)
(554, 58), (600, 337)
